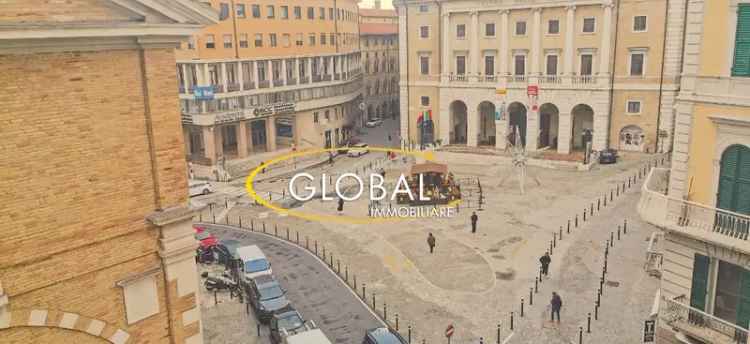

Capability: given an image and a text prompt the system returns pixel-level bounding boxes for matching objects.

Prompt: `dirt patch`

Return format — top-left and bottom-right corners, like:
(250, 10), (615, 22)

(495, 269), (516, 280)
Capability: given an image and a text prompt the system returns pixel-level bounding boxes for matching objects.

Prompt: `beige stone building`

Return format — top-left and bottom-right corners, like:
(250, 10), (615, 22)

(175, 0), (364, 177)
(0, 1), (215, 343)
(638, 0), (750, 343)
(360, 5), (400, 124)
(395, 0), (681, 154)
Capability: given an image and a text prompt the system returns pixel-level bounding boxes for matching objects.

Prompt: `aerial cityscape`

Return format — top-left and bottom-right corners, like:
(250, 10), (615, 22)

(1, 0), (749, 344)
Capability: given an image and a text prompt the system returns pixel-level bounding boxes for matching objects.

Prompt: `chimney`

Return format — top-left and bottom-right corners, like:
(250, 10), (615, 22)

(374, 0), (381, 9)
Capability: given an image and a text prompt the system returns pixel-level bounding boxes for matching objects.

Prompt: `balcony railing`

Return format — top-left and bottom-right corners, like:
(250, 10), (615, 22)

(227, 83), (240, 92)
(258, 80), (270, 88)
(287, 78), (297, 86)
(312, 75), (322, 83)
(479, 75), (497, 82)
(243, 81), (255, 90)
(639, 167), (750, 251)
(322, 75), (332, 82)
(661, 296), (748, 344)
(510, 75), (526, 83)
(449, 74), (467, 82)
(273, 79), (284, 87)
(212, 84), (224, 93)
(334, 73), (341, 81)
(299, 76), (309, 84)
(572, 75), (596, 85)
(540, 75), (562, 84)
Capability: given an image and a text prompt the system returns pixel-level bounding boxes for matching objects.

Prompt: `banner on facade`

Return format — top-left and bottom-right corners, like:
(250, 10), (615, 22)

(194, 86), (215, 100)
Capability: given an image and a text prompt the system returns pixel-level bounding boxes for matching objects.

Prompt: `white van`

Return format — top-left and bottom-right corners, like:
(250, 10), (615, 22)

(237, 245), (272, 283)
(286, 329), (333, 344)
(188, 180), (214, 197)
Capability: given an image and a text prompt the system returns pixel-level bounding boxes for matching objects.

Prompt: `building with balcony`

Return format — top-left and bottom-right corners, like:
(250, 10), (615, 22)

(0, 1), (216, 344)
(175, 0), (363, 173)
(638, 1), (750, 343)
(360, 3), (400, 125)
(395, 0), (683, 154)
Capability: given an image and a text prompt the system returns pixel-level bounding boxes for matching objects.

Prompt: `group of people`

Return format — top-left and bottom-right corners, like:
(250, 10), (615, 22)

(426, 216), (564, 323)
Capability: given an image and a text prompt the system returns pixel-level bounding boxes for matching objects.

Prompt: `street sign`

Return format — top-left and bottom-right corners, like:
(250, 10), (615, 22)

(527, 85), (539, 96)
(496, 88), (507, 95)
(445, 324), (454, 338)
(643, 319), (655, 343)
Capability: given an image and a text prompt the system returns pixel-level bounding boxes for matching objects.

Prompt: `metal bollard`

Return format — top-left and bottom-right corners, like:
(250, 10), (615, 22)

(296, 231), (299, 244)
(395, 314), (399, 331)
(617, 226), (621, 240)
(497, 324), (501, 344)
(330, 254), (333, 268)
(274, 224), (278, 236)
(550, 240), (553, 255)
(323, 247), (326, 260)
(590, 203), (593, 216)
(579, 327), (583, 344)
(567, 220), (571, 233)
(510, 312), (514, 330)
(535, 277), (538, 293)
(372, 293), (376, 309)
(384, 302), (387, 321)
(610, 233), (614, 247)
(286, 227), (289, 240)
(624, 219), (628, 234)
(583, 209), (587, 222)
(559, 226), (563, 241)
(610, 190), (613, 201)
(575, 215), (579, 227)
(354, 274), (357, 289)
(521, 298), (524, 317)
(530, 288), (534, 305)
(595, 302), (599, 320)
(539, 266), (543, 282)
(362, 284), (366, 300)
(263, 222), (266, 233)
(337, 259), (340, 274)
(239, 217), (242, 228)
(345, 265), (349, 282)
(587, 313), (591, 333)
(408, 326), (412, 344)
(315, 240), (318, 255)
(553, 233), (557, 247)
(597, 199), (600, 211)
(604, 194), (607, 206)
(214, 290), (218, 305)
(251, 219), (254, 231)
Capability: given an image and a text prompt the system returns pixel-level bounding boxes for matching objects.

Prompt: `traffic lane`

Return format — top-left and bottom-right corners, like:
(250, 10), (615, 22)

(204, 224), (383, 344)
(358, 117), (400, 148)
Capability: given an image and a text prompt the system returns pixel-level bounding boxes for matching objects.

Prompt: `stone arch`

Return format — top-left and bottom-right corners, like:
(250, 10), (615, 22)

(571, 104), (594, 150)
(539, 103), (560, 149)
(477, 101), (496, 146)
(449, 100), (468, 145)
(507, 102), (527, 147)
(0, 308), (130, 344)
(619, 125), (645, 152)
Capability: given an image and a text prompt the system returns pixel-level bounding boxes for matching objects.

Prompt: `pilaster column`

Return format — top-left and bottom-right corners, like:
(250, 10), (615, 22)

(237, 61), (244, 89)
(266, 118), (277, 151)
(398, 5), (409, 142)
(307, 57), (313, 81)
(237, 122), (248, 158)
(220, 62), (228, 89)
(495, 102), (507, 150)
(442, 13), (451, 82)
(599, 2), (614, 77)
(269, 60), (275, 88)
(180, 64), (188, 89)
(294, 58), (300, 82)
(564, 6), (576, 77)
(281, 59), (287, 86)
(500, 10), (510, 76)
(531, 8), (542, 77)
(202, 63), (210, 85)
(202, 126), (216, 163)
(252, 61), (259, 86)
(469, 11), (479, 80)
(557, 112), (572, 154)
(329, 56), (335, 79)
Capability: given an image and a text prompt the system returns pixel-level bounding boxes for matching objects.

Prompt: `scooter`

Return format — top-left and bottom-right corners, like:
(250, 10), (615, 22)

(204, 271), (239, 293)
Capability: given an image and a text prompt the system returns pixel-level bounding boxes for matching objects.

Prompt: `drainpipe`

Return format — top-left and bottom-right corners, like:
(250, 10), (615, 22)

(655, 0), (670, 153)
(230, 0), (239, 58)
(606, 0), (621, 150)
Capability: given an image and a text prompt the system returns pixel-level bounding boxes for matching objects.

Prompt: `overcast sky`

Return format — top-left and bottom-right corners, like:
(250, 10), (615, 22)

(360, 0), (395, 9)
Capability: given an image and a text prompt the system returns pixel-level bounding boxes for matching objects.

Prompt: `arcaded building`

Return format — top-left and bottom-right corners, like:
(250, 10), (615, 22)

(360, 3), (400, 123)
(395, 0), (683, 154)
(0, 1), (215, 344)
(175, 0), (363, 170)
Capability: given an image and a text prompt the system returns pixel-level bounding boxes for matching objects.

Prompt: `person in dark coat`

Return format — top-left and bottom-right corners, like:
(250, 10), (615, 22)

(470, 212), (478, 233)
(551, 292), (562, 322)
(329, 152), (334, 165)
(337, 198), (344, 214)
(540, 252), (551, 276)
(427, 233), (436, 254)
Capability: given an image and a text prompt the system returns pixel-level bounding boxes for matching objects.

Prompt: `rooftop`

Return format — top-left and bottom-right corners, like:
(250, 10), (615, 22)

(360, 22), (398, 35)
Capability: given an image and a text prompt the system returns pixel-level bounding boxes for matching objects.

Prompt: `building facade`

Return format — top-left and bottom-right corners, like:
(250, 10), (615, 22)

(395, 0), (682, 154)
(637, 0), (750, 343)
(175, 0), (363, 173)
(360, 6), (400, 124)
(0, 1), (216, 344)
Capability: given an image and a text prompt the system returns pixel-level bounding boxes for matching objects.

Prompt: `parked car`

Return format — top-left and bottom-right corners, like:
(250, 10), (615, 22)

(598, 148), (618, 164)
(247, 275), (290, 322)
(237, 245), (272, 283)
(285, 329), (333, 344)
(365, 119), (383, 128)
(270, 309), (325, 344)
(194, 226), (218, 249)
(214, 239), (242, 268)
(363, 327), (407, 344)
(347, 143), (369, 158)
(189, 180), (214, 197)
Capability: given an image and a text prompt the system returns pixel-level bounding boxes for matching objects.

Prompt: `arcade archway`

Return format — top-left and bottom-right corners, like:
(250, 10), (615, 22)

(539, 103), (559, 149)
(507, 102), (527, 147)
(478, 101), (497, 146)
(450, 100), (468, 145)
(571, 104), (594, 150)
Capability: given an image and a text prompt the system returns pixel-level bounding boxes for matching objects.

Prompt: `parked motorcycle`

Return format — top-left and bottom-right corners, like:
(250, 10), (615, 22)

(204, 271), (240, 294)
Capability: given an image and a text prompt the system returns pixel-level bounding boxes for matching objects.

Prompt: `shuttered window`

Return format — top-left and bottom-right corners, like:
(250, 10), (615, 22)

(738, 269), (750, 329)
(733, 4), (750, 76)
(718, 145), (750, 215)
(690, 254), (710, 311)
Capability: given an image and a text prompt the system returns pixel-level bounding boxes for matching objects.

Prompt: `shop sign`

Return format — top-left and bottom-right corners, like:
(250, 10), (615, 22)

(194, 86), (215, 100)
(215, 111), (243, 124)
(527, 85), (539, 96)
(251, 102), (296, 117)
(496, 88), (507, 95)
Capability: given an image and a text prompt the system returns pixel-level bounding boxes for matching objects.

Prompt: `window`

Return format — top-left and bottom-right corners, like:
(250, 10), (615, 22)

(187, 36), (195, 49)
(281, 6), (289, 19)
(314, 112), (319, 123)
(320, 33), (326, 45)
(330, 33), (335, 45)
(419, 4), (429, 12)
(254, 33), (263, 47)
(421, 96), (430, 106)
(325, 110), (330, 121)
(420, 26), (429, 38)
(633, 16), (647, 32)
(420, 56), (429, 75)
(205, 34), (215, 48)
(456, 56), (466, 75)
(258, 62), (266, 81)
(307, 7), (314, 19)
(267, 5), (275, 18)
(515, 21), (527, 35)
(626, 101), (642, 114)
(121, 275), (159, 325)
(252, 5), (260, 18)
(236, 4), (245, 18)
(583, 17), (596, 33)
(329, 8), (334, 20)
(456, 24), (466, 39)
(219, 3), (229, 20)
(269, 33), (277, 47)
(580, 54), (593, 75)
(485, 23), (495, 37)
(295, 33), (303, 46)
(319, 7), (325, 19)
(484, 55), (495, 75)
(238, 34), (248, 48)
(223, 34), (232, 48)
(514, 55), (526, 75)
(630, 53), (645, 76)
(732, 4), (750, 76)
(548, 20), (560, 34)
(282, 34), (290, 47)
(546, 55), (558, 75)
(294, 6), (301, 19)
(309, 34), (316, 46)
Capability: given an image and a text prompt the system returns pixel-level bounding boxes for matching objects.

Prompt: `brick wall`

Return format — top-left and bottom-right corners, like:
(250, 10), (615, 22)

(0, 0), (134, 23)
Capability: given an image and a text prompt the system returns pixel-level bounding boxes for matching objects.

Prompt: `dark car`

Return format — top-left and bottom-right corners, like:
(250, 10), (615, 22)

(269, 308), (307, 344)
(248, 275), (290, 322)
(363, 327), (407, 344)
(598, 148), (618, 164)
(214, 239), (242, 267)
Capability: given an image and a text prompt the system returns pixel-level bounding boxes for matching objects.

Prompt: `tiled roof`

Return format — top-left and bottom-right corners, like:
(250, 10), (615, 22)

(360, 22), (398, 35)
(359, 8), (397, 17)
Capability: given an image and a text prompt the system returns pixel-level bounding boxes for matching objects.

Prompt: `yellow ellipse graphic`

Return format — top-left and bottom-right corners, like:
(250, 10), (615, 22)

(244, 147), (459, 224)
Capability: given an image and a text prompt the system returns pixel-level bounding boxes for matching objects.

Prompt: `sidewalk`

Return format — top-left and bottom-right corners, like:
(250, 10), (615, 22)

(508, 184), (661, 343)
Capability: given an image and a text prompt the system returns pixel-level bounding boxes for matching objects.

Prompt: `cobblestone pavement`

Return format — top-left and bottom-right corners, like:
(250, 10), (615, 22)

(199, 224), (384, 344)
(507, 182), (661, 344)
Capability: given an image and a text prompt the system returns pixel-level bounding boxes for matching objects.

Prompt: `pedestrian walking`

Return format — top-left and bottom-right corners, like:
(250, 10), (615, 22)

(427, 233), (436, 254)
(328, 152), (334, 165)
(388, 134), (392, 142)
(470, 212), (478, 233)
(550, 292), (562, 322)
(540, 251), (551, 276)
(337, 198), (344, 214)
